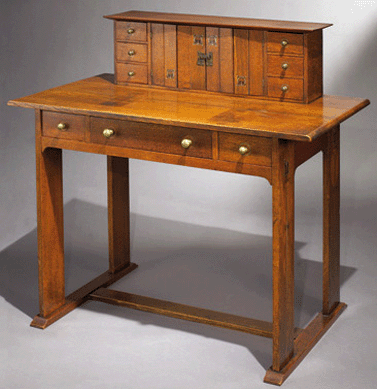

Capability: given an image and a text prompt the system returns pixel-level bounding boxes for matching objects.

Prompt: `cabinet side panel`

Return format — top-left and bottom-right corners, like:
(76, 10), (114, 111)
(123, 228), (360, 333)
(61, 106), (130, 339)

(151, 23), (165, 86)
(164, 24), (177, 88)
(206, 27), (220, 92)
(219, 28), (234, 94)
(305, 30), (323, 103)
(249, 30), (264, 96)
(234, 29), (249, 95)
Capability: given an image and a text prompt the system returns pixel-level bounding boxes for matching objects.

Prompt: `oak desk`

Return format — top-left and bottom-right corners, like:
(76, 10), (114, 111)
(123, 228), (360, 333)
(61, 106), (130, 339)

(8, 74), (369, 385)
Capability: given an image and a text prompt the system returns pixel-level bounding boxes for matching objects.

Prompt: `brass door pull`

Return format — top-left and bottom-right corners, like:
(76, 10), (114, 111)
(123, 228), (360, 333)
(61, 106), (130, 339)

(103, 128), (115, 138)
(181, 138), (192, 149)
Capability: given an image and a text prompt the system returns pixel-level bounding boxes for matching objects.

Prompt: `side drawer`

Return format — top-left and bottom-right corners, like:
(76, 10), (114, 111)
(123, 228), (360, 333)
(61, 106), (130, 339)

(267, 55), (304, 78)
(116, 63), (148, 84)
(90, 117), (213, 159)
(218, 133), (272, 166)
(115, 21), (147, 42)
(267, 32), (304, 56)
(267, 77), (304, 101)
(115, 42), (148, 63)
(42, 111), (87, 140)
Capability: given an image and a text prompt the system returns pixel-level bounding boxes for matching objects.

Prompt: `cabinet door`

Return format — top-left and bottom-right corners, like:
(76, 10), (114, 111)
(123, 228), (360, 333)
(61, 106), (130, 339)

(177, 25), (206, 90)
(151, 24), (177, 88)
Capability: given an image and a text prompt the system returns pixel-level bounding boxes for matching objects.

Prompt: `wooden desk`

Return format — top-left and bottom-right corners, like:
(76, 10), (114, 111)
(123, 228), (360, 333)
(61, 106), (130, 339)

(8, 74), (369, 385)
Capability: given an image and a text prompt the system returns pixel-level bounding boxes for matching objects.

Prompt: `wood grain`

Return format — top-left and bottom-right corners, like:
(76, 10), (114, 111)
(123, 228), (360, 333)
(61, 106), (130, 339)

(234, 29), (249, 95)
(164, 24), (177, 88)
(267, 32), (304, 56)
(115, 21), (147, 42)
(106, 11), (332, 33)
(8, 75), (370, 142)
(42, 111), (88, 141)
(219, 28), (234, 93)
(249, 30), (264, 96)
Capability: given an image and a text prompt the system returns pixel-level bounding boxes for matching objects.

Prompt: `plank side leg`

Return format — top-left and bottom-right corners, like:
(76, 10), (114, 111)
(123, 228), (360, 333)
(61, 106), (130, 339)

(107, 156), (131, 273)
(271, 139), (296, 372)
(32, 110), (65, 324)
(323, 126), (340, 315)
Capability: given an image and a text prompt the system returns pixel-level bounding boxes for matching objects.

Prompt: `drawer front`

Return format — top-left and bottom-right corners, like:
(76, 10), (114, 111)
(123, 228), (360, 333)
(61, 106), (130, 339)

(218, 133), (272, 166)
(267, 55), (304, 78)
(267, 32), (304, 56)
(116, 42), (148, 63)
(115, 21), (147, 42)
(90, 117), (212, 159)
(42, 111), (87, 140)
(116, 62), (148, 84)
(267, 77), (304, 101)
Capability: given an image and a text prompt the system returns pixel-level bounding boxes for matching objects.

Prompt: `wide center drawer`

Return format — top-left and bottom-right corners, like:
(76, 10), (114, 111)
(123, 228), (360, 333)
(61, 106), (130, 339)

(90, 117), (212, 159)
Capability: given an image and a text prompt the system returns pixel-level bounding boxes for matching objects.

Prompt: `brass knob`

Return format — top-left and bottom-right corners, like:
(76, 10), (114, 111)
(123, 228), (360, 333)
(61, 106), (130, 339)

(281, 39), (289, 47)
(281, 63), (289, 70)
(127, 28), (135, 34)
(128, 71), (135, 77)
(238, 145), (249, 155)
(281, 85), (289, 92)
(128, 49), (136, 56)
(181, 138), (192, 149)
(102, 128), (114, 138)
(57, 122), (67, 131)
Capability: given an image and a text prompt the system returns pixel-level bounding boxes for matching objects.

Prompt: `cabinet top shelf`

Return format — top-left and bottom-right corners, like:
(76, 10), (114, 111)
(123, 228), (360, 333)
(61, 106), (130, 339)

(104, 10), (332, 33)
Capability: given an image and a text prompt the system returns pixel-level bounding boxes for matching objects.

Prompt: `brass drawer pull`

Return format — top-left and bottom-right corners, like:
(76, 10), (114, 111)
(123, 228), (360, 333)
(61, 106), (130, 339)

(128, 49), (136, 56)
(281, 85), (289, 92)
(281, 63), (289, 70)
(57, 122), (68, 131)
(281, 39), (289, 47)
(102, 128), (115, 138)
(181, 138), (192, 149)
(128, 71), (135, 77)
(238, 145), (249, 155)
(127, 28), (135, 34)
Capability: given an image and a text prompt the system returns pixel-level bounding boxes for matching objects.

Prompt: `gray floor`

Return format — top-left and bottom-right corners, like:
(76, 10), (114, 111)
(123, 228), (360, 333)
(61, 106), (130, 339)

(1, 199), (376, 389)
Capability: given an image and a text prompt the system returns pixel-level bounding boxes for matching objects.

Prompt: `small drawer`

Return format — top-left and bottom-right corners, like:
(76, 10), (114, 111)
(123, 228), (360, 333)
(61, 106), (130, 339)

(90, 117), (212, 159)
(116, 62), (148, 84)
(267, 77), (304, 101)
(267, 55), (304, 78)
(218, 133), (272, 166)
(267, 32), (304, 56)
(42, 111), (87, 140)
(116, 42), (148, 63)
(115, 21), (147, 42)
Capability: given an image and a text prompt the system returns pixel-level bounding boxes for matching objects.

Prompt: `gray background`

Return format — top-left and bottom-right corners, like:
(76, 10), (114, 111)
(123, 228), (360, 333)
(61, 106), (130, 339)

(1, 0), (376, 388)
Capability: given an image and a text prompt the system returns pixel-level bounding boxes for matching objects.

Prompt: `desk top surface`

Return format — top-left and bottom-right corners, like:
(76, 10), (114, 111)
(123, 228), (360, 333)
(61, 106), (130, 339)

(8, 74), (369, 142)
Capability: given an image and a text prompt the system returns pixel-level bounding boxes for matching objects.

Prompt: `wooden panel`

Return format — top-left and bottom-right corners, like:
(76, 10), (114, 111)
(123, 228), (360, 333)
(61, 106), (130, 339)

(177, 25), (206, 90)
(206, 27), (220, 92)
(9, 75), (370, 142)
(150, 23), (165, 86)
(305, 30), (323, 102)
(42, 111), (87, 141)
(90, 288), (274, 337)
(267, 55), (304, 78)
(116, 62), (148, 84)
(116, 21), (147, 42)
(267, 32), (304, 56)
(323, 126), (340, 315)
(90, 117), (212, 159)
(249, 30), (264, 96)
(107, 156), (130, 273)
(106, 11), (333, 33)
(164, 24), (177, 88)
(272, 138), (295, 371)
(234, 29), (249, 95)
(219, 28), (234, 93)
(218, 133), (272, 166)
(267, 77), (304, 101)
(116, 42), (148, 63)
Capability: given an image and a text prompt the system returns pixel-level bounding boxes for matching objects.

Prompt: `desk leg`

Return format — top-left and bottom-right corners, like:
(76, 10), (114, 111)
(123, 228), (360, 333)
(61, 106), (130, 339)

(107, 156), (131, 273)
(271, 139), (295, 371)
(34, 112), (65, 320)
(323, 126), (340, 315)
